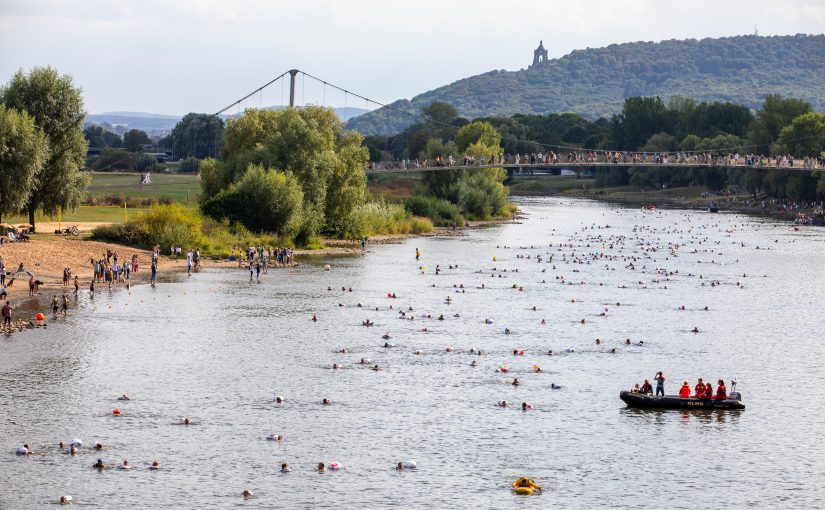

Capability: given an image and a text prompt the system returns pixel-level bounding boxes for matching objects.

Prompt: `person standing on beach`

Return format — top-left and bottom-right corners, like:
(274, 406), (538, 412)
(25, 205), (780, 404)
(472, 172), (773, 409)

(2, 301), (13, 325)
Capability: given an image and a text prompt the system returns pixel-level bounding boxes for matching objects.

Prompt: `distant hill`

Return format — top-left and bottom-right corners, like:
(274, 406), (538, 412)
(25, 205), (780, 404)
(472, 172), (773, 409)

(85, 107), (369, 136)
(346, 34), (825, 136)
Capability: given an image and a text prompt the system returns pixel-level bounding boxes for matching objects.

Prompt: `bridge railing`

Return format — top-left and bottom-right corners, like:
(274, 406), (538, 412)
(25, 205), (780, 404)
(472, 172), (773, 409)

(367, 152), (825, 173)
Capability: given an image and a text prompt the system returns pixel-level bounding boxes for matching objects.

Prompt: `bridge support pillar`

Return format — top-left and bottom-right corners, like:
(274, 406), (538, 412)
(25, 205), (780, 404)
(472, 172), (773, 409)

(288, 69), (299, 107)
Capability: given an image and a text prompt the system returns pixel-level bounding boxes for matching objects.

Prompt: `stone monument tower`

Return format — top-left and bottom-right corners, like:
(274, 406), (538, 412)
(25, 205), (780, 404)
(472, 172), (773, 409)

(531, 40), (549, 68)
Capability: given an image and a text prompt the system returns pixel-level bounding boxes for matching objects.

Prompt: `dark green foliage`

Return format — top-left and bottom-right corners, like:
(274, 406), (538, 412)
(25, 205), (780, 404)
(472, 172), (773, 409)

(123, 129), (151, 152)
(348, 35), (825, 136)
(404, 195), (465, 227)
(91, 149), (157, 172)
(84, 125), (122, 149)
(170, 113), (224, 159)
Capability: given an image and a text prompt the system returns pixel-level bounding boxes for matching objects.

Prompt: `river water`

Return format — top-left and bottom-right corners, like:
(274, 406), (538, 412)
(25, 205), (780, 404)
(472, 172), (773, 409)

(1, 197), (824, 509)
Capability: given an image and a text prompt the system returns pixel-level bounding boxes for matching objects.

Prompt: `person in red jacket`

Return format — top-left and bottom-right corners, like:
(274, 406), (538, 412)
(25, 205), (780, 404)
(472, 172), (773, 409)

(715, 379), (727, 400)
(679, 381), (691, 398)
(694, 378), (706, 398)
(703, 381), (714, 399)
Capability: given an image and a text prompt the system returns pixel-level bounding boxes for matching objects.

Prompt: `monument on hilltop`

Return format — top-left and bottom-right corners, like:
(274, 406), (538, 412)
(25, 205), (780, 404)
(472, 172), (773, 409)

(531, 40), (549, 68)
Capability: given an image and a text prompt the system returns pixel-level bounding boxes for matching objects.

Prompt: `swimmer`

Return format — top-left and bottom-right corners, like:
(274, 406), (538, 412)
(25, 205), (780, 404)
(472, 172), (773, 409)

(415, 350), (422, 355)
(551, 383), (561, 390)
(312, 314), (317, 322)
(119, 460), (132, 470)
(94, 442), (103, 450)
(372, 364), (380, 371)
(533, 365), (542, 373)
(70, 446), (78, 456)
(16, 444), (31, 455)
(382, 333), (391, 340)
(267, 433), (284, 441)
(243, 489), (254, 499)
(470, 360), (478, 367)
(333, 363), (340, 369)
(610, 348), (617, 353)
(484, 319), (493, 324)
(497, 400), (508, 407)
(92, 458), (105, 469)
(59, 441), (65, 449)
(626, 338), (631, 345)
(59, 495), (72, 505)
(540, 319), (546, 325)
(396, 461), (416, 470)
(446, 347), (454, 352)
(504, 328), (511, 335)
(281, 463), (293, 472)
(318, 462), (326, 472)
(692, 327), (699, 333)
(547, 350), (553, 356)
(180, 417), (191, 425)
(521, 402), (533, 410)
(322, 398), (332, 405)
(117, 394), (130, 401)
(275, 396), (284, 403)
(512, 378), (520, 386)
(595, 338), (601, 345)
(359, 358), (369, 364)
(148, 460), (160, 470)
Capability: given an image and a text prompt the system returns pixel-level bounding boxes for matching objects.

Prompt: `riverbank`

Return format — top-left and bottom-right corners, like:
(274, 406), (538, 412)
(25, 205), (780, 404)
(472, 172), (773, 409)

(509, 176), (814, 223)
(0, 218), (516, 310)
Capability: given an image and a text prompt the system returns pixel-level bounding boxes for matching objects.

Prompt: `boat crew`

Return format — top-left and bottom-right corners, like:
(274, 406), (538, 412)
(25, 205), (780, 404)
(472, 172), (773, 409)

(679, 381), (691, 398)
(694, 379), (706, 398)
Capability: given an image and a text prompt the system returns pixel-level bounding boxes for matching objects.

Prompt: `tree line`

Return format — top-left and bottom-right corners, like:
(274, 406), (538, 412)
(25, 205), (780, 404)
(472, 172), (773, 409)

(364, 95), (825, 201)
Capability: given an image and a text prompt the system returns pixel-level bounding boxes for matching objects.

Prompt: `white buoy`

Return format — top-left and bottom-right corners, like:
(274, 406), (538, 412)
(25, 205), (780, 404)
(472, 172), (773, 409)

(324, 264), (331, 271)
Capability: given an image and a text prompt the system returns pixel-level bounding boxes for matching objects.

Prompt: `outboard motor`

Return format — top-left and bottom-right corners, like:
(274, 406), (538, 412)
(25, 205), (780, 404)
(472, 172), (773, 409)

(730, 392), (742, 401)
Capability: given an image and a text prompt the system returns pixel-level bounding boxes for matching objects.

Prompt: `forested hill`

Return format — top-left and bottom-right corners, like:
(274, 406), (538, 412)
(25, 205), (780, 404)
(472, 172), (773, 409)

(347, 34), (825, 136)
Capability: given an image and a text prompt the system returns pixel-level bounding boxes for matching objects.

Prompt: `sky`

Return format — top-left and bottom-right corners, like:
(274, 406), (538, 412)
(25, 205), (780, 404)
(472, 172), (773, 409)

(1, 0), (824, 115)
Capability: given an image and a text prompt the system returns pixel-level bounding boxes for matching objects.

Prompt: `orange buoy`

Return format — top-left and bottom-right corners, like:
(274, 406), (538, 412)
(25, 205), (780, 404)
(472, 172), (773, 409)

(35, 313), (45, 321)
(112, 409), (121, 415)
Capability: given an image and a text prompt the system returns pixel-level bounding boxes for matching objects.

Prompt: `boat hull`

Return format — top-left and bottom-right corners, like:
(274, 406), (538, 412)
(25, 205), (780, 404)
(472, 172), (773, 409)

(620, 391), (745, 410)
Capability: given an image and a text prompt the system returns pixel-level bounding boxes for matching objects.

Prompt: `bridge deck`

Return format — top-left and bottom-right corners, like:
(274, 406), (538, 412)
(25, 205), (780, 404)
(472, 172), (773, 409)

(366, 161), (824, 174)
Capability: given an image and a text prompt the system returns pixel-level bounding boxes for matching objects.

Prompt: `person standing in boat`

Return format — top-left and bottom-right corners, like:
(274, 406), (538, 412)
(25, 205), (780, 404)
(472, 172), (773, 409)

(694, 378), (706, 398)
(654, 372), (666, 396)
(715, 379), (727, 400)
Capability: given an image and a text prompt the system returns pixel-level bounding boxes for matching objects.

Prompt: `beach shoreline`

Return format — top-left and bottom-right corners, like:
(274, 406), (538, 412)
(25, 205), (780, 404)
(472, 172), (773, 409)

(0, 219), (519, 316)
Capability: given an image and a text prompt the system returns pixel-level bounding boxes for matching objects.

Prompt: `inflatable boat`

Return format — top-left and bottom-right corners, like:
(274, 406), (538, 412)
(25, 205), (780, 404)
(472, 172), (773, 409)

(620, 391), (745, 410)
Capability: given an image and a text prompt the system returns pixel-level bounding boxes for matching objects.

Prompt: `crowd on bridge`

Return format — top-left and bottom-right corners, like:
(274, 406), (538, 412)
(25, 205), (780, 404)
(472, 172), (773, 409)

(367, 151), (825, 172)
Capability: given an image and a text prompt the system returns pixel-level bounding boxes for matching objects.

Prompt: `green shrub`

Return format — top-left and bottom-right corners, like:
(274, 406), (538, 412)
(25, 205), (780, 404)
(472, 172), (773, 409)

(404, 195), (464, 226)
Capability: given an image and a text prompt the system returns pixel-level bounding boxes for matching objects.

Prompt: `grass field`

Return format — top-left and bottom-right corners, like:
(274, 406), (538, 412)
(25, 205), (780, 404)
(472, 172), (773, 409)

(4, 172), (200, 227)
(86, 172), (201, 202)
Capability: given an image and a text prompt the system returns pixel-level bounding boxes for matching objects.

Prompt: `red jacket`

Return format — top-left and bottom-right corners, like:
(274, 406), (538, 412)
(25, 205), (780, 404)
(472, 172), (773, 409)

(715, 385), (727, 400)
(694, 383), (705, 398)
(703, 385), (714, 399)
(679, 385), (691, 398)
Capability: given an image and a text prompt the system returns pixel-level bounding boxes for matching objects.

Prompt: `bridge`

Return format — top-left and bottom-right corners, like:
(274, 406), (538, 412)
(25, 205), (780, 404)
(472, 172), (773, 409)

(215, 69), (825, 174)
(366, 159), (825, 174)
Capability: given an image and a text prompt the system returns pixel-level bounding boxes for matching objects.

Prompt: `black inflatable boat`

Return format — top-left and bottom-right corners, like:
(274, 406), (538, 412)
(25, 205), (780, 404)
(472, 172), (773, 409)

(620, 391), (745, 410)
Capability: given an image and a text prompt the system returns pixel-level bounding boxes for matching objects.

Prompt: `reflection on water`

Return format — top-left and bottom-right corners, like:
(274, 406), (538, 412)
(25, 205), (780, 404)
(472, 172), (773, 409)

(2, 197), (824, 508)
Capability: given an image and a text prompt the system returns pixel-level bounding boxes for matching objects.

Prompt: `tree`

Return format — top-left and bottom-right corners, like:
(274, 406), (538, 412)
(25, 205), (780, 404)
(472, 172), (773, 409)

(123, 129), (151, 152)
(777, 112), (825, 156)
(178, 157), (201, 173)
(201, 164), (304, 236)
(170, 113), (224, 159)
(747, 94), (811, 154)
(84, 124), (122, 149)
(611, 96), (672, 151)
(1, 66), (89, 231)
(454, 121), (502, 154)
(214, 106), (368, 238)
(422, 102), (457, 125)
(0, 105), (48, 222)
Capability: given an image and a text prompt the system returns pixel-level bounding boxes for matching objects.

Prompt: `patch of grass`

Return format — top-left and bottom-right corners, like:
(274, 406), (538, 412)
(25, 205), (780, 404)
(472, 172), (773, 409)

(85, 171), (201, 203)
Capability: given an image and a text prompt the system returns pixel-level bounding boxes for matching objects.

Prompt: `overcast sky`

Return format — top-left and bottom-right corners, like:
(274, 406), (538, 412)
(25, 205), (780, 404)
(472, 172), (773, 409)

(1, 0), (823, 115)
